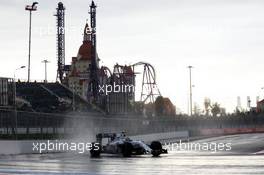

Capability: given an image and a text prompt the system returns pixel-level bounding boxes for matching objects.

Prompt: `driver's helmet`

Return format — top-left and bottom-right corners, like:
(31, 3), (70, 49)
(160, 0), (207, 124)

(121, 132), (126, 138)
(110, 133), (116, 141)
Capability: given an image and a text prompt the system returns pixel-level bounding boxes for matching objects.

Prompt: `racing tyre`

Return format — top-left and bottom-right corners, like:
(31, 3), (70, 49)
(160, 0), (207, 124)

(150, 141), (162, 157)
(122, 142), (133, 157)
(90, 142), (101, 158)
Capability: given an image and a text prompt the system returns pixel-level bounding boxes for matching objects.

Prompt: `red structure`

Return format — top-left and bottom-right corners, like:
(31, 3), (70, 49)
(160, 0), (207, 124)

(257, 99), (264, 113)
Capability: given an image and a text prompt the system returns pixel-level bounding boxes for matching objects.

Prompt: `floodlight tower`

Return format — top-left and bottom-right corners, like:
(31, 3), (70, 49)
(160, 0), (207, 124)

(25, 2), (38, 82)
(42, 59), (50, 83)
(188, 66), (193, 116)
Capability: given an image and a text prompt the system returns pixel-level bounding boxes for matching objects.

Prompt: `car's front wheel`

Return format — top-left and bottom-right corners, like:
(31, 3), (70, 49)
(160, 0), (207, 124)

(122, 142), (133, 157)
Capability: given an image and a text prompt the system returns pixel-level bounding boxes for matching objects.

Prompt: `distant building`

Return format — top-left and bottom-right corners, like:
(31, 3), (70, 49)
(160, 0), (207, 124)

(154, 96), (176, 116)
(107, 64), (135, 114)
(0, 77), (14, 107)
(67, 23), (99, 98)
(65, 23), (135, 114)
(162, 97), (176, 116)
(257, 99), (264, 113)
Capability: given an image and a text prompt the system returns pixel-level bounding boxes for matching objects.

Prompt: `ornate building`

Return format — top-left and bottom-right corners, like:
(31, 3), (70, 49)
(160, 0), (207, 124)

(66, 22), (135, 114)
(68, 23), (97, 98)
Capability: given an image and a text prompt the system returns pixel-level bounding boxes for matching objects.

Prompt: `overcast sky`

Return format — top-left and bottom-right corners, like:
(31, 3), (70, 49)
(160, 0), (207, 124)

(1, 0), (264, 113)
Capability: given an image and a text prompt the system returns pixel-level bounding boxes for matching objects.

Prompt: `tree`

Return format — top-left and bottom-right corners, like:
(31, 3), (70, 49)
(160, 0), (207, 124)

(204, 98), (211, 116)
(211, 102), (221, 117)
(193, 103), (201, 116)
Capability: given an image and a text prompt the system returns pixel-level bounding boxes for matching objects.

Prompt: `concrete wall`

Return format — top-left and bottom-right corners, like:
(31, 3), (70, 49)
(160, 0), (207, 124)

(197, 127), (264, 136)
(0, 140), (37, 155)
(130, 131), (189, 144)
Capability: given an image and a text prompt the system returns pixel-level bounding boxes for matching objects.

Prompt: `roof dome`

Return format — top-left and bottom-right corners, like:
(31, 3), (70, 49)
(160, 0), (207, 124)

(77, 22), (93, 61)
(77, 41), (93, 60)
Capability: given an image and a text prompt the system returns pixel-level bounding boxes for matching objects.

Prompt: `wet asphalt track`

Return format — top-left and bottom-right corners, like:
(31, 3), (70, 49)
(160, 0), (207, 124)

(0, 133), (264, 175)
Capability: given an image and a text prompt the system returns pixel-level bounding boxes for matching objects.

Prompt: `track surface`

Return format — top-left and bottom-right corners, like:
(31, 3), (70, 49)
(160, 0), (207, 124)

(0, 133), (264, 175)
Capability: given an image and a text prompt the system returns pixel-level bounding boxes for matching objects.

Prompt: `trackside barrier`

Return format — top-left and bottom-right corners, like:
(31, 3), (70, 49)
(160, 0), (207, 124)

(130, 131), (189, 144)
(198, 127), (264, 136)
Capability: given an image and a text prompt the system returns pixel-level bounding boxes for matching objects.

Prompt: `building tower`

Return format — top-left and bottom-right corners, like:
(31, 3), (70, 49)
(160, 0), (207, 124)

(67, 22), (93, 98)
(55, 2), (65, 82)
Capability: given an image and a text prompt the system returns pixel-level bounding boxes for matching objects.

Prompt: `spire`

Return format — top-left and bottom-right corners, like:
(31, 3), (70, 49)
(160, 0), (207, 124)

(83, 21), (91, 42)
(91, 0), (96, 8)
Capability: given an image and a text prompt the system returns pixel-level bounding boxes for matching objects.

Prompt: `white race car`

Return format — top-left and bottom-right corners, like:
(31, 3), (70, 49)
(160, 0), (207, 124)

(90, 132), (168, 157)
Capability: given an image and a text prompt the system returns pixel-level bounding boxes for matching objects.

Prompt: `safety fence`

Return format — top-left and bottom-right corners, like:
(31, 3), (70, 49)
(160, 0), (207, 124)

(0, 108), (264, 139)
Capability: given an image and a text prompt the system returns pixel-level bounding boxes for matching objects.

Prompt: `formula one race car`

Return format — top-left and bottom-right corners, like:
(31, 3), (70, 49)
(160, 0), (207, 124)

(90, 132), (168, 157)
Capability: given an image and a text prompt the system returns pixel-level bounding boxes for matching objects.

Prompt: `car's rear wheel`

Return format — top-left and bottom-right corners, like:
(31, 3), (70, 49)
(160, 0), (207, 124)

(150, 141), (162, 157)
(90, 142), (101, 158)
(122, 142), (133, 157)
